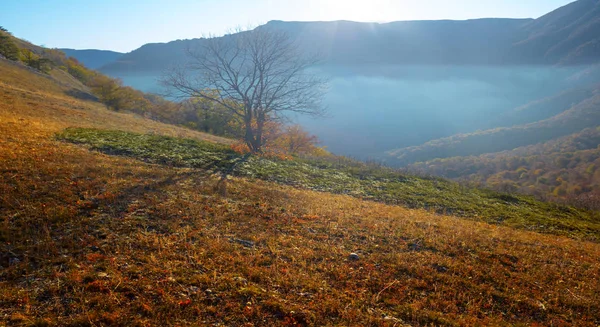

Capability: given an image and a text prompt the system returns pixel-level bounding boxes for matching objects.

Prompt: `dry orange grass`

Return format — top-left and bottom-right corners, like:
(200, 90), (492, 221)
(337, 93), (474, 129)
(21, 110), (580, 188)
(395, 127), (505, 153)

(1, 60), (600, 326)
(0, 60), (232, 145)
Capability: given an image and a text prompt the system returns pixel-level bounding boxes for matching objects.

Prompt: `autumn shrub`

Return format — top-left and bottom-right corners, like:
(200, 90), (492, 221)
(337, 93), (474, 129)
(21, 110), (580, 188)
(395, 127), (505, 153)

(0, 30), (19, 61)
(230, 141), (251, 155)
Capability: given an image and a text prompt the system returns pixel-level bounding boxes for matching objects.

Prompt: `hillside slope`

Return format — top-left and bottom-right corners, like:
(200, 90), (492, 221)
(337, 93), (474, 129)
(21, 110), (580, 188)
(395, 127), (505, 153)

(0, 57), (91, 97)
(2, 49), (600, 326)
(0, 58), (230, 143)
(511, 0), (600, 65)
(387, 86), (600, 166)
(497, 86), (597, 127)
(406, 126), (600, 203)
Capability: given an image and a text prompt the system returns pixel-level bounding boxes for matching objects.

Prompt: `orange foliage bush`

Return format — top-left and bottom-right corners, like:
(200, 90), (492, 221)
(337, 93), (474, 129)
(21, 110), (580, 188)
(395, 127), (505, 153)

(230, 141), (251, 155)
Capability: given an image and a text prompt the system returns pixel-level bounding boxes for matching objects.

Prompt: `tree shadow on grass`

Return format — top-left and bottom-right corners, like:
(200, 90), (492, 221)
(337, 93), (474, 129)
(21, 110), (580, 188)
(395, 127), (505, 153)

(95, 170), (208, 226)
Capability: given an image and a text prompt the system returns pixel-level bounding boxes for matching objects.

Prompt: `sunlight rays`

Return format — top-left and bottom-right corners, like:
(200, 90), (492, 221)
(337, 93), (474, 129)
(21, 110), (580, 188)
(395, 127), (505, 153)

(308, 0), (394, 22)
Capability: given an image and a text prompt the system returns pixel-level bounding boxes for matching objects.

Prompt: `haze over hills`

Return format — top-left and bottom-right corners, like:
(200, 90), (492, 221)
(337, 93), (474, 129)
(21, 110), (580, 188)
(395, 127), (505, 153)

(59, 0), (600, 201)
(511, 0), (600, 65)
(60, 48), (123, 69)
(99, 18), (532, 73)
(86, 0), (600, 73)
(387, 84), (600, 165)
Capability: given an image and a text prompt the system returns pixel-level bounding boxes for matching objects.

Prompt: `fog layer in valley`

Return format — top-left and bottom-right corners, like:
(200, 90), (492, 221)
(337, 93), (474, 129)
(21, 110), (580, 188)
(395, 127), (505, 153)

(113, 64), (585, 159)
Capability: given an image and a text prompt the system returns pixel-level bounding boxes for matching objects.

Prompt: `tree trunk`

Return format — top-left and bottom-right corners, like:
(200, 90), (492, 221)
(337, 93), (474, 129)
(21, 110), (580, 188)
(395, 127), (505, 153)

(244, 119), (258, 152)
(254, 118), (264, 153)
(203, 106), (210, 132)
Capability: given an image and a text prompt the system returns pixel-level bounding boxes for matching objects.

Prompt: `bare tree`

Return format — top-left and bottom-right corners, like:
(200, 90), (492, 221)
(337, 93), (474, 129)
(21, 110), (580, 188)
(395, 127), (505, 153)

(163, 27), (327, 152)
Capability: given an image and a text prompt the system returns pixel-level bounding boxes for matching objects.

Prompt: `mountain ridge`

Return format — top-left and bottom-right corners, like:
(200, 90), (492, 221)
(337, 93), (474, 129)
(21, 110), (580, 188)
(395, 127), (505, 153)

(99, 18), (533, 73)
(89, 0), (600, 73)
(510, 0), (600, 64)
(60, 48), (124, 69)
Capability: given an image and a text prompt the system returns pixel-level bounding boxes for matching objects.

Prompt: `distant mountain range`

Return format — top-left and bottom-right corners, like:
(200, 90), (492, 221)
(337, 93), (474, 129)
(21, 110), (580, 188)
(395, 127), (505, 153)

(59, 0), (596, 73)
(511, 0), (600, 65)
(60, 49), (123, 69)
(98, 18), (531, 73)
(56, 1), (600, 72)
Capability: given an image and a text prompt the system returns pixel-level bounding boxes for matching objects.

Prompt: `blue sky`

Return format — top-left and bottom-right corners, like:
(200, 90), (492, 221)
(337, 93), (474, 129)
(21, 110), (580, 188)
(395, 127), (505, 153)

(0, 0), (574, 53)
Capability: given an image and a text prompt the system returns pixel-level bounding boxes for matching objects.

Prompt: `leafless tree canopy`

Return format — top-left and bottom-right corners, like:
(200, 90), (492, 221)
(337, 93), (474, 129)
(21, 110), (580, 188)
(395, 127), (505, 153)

(162, 27), (327, 152)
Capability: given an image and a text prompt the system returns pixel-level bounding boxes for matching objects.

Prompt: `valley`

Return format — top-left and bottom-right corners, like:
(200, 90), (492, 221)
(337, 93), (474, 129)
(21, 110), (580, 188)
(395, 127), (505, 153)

(2, 0), (600, 325)
(58, 0), (600, 203)
(1, 53), (599, 326)
(108, 64), (588, 159)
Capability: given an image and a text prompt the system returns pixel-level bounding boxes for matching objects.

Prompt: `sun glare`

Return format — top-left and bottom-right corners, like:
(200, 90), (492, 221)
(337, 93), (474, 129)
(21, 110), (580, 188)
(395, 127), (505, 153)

(311, 0), (391, 22)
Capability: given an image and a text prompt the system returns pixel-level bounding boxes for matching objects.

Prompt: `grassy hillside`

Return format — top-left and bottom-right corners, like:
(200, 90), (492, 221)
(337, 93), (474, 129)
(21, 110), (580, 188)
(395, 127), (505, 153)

(55, 127), (600, 241)
(2, 56), (600, 326)
(0, 56), (87, 95)
(0, 59), (230, 143)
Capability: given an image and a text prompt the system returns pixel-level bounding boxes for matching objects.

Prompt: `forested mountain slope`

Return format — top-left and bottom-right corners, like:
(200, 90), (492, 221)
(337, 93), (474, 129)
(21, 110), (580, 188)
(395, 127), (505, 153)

(510, 0), (600, 64)
(387, 87), (600, 165)
(407, 127), (600, 205)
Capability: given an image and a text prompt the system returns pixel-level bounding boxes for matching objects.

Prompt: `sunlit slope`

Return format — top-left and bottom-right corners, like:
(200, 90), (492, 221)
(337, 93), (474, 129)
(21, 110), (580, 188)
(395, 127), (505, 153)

(0, 59), (231, 144)
(55, 127), (600, 241)
(1, 55), (600, 326)
(0, 58), (89, 97)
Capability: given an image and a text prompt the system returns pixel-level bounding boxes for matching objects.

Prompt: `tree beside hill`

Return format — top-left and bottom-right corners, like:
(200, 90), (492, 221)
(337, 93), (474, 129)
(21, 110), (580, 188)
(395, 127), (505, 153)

(1, 26), (325, 158)
(163, 27), (327, 153)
